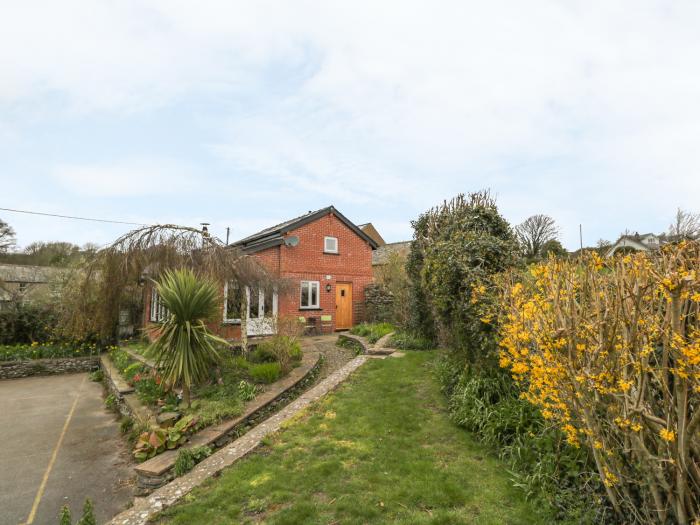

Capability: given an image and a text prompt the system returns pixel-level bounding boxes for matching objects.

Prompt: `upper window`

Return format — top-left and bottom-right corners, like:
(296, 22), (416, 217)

(300, 280), (320, 309)
(223, 281), (244, 323)
(324, 236), (338, 254)
(150, 288), (169, 323)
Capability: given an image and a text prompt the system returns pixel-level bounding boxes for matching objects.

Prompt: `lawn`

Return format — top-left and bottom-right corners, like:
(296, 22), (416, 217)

(156, 351), (546, 525)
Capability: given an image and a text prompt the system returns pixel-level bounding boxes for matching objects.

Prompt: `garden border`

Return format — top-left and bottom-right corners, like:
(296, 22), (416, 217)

(131, 350), (323, 493)
(108, 353), (368, 525)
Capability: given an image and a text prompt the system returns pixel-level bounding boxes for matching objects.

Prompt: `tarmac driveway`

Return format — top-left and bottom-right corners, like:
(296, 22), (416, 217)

(0, 373), (133, 525)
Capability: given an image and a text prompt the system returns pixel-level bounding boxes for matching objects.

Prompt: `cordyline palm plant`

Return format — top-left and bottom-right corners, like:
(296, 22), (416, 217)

(146, 268), (227, 407)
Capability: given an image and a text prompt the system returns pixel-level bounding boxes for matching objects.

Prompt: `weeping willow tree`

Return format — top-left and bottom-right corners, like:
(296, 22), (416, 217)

(57, 224), (283, 345)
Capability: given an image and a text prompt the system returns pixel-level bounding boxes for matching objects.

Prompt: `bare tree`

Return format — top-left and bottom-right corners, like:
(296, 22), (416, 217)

(668, 208), (700, 239)
(0, 218), (16, 253)
(515, 214), (560, 260)
(596, 238), (611, 249)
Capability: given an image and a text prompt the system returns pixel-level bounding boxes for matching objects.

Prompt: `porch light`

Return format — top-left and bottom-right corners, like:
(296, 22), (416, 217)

(325, 284), (332, 292)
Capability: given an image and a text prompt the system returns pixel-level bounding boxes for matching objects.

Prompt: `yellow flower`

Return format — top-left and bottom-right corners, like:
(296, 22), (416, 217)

(659, 428), (676, 442)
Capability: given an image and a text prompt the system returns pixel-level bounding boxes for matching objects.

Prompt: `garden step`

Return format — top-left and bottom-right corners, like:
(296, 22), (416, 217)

(100, 355), (134, 395)
(337, 333), (369, 353)
(367, 348), (395, 356)
(122, 347), (156, 369)
(373, 332), (395, 349)
(134, 350), (321, 481)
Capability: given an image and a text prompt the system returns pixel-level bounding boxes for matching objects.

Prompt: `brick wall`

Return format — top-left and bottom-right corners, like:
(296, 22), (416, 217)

(142, 211), (374, 340)
(266, 212), (374, 331)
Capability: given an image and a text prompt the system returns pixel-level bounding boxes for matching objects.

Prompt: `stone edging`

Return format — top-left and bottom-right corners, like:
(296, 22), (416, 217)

(0, 356), (99, 380)
(107, 354), (369, 525)
(337, 332), (397, 356)
(132, 350), (323, 493)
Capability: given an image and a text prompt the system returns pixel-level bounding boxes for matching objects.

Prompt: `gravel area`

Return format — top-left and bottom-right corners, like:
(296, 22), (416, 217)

(301, 335), (356, 380)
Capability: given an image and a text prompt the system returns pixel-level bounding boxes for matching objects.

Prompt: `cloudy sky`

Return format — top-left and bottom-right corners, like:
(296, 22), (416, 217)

(2, 1), (699, 250)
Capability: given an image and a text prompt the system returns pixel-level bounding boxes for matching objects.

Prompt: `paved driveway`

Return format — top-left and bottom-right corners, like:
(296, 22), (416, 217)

(0, 373), (133, 525)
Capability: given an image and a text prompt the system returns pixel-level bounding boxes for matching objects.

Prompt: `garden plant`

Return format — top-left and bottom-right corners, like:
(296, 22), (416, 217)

(499, 244), (700, 524)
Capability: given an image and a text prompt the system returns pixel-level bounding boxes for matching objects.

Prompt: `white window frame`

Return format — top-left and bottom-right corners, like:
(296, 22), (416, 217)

(324, 236), (338, 254)
(223, 281), (243, 324)
(149, 287), (169, 323)
(300, 280), (320, 309)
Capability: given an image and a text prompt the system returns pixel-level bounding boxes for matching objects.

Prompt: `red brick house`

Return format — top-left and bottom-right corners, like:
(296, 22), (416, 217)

(144, 206), (378, 340)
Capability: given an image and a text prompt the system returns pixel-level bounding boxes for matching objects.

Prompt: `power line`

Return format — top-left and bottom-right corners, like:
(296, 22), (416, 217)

(0, 206), (148, 226)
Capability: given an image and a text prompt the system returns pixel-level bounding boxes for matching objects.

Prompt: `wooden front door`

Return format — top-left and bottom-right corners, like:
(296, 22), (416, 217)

(335, 282), (353, 330)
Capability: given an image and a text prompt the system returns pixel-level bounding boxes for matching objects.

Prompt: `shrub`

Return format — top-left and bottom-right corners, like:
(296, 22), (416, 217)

(389, 332), (433, 351)
(122, 362), (143, 383)
(254, 335), (302, 373)
(350, 322), (395, 343)
(77, 498), (96, 525)
(250, 362), (282, 384)
(435, 355), (609, 523)
(336, 336), (364, 355)
(88, 369), (103, 382)
(104, 394), (117, 411)
(134, 374), (165, 406)
(173, 445), (212, 477)
(59, 504), (71, 525)
(499, 245), (700, 523)
(0, 301), (58, 344)
(408, 190), (520, 360)
(119, 416), (133, 434)
(133, 415), (198, 461)
(238, 380), (257, 401)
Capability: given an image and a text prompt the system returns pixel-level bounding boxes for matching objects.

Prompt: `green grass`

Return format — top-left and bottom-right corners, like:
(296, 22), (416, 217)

(350, 322), (396, 343)
(156, 352), (546, 525)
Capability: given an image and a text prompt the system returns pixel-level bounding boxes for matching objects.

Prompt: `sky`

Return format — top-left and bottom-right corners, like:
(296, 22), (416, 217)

(2, 1), (700, 251)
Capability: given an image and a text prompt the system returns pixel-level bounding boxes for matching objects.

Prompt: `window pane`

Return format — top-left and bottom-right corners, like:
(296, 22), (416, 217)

(249, 287), (260, 318)
(226, 281), (244, 320)
(301, 282), (309, 307)
(263, 288), (274, 318)
(311, 282), (318, 307)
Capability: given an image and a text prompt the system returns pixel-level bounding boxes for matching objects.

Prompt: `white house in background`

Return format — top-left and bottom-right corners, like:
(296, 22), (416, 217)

(606, 233), (663, 257)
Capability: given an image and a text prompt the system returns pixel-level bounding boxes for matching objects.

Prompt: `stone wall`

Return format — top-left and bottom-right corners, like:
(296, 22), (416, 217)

(364, 283), (394, 323)
(0, 356), (99, 380)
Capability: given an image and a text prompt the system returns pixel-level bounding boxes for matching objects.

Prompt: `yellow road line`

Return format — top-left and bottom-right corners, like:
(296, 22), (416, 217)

(23, 374), (87, 525)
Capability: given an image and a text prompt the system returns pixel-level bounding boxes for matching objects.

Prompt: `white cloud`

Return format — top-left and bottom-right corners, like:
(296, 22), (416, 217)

(3, 1), (700, 247)
(52, 159), (197, 197)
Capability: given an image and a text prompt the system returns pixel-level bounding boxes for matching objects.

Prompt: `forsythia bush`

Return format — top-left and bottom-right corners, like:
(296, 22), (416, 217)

(499, 243), (700, 524)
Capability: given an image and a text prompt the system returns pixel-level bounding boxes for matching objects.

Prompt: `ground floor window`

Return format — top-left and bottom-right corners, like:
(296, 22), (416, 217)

(223, 281), (245, 323)
(149, 288), (169, 323)
(300, 280), (320, 309)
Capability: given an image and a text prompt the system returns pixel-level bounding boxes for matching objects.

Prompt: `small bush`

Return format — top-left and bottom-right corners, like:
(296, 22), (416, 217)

(389, 332), (433, 351)
(250, 362), (282, 384)
(249, 345), (277, 364)
(350, 322), (395, 343)
(134, 375), (165, 406)
(174, 445), (213, 477)
(88, 369), (103, 382)
(254, 335), (302, 373)
(238, 380), (257, 401)
(77, 498), (96, 525)
(119, 416), (134, 434)
(336, 336), (364, 355)
(122, 362), (143, 382)
(104, 393), (117, 411)
(59, 504), (71, 525)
